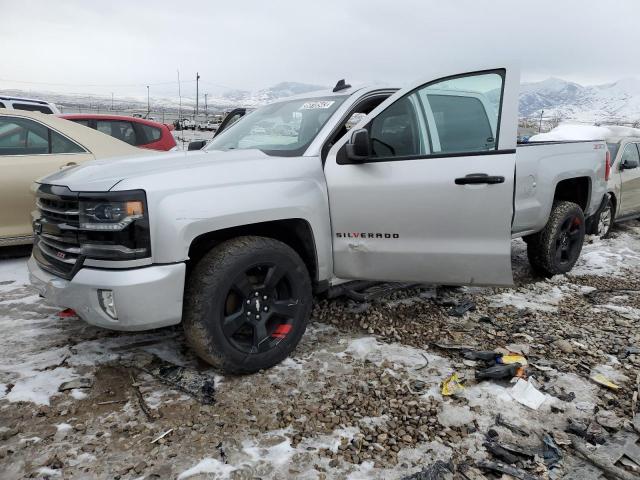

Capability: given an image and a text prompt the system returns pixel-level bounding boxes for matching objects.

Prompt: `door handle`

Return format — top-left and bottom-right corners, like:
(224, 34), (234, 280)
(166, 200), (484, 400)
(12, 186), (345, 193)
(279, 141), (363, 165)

(455, 173), (505, 185)
(60, 162), (77, 170)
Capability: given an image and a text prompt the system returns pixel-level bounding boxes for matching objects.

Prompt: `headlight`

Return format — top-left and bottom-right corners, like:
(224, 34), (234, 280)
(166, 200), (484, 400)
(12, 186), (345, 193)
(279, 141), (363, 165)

(78, 190), (151, 260)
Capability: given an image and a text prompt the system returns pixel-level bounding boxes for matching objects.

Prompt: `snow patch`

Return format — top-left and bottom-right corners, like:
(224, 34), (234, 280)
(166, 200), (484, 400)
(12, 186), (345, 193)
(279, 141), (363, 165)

(177, 458), (237, 479)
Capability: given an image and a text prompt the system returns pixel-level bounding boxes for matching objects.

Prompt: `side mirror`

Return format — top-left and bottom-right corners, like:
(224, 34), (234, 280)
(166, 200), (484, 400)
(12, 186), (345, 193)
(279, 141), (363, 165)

(621, 159), (639, 170)
(188, 140), (207, 151)
(345, 128), (371, 163)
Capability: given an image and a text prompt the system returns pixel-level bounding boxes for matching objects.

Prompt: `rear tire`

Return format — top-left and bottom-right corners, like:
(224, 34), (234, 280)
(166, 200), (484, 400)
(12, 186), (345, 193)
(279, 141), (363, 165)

(526, 201), (586, 277)
(183, 236), (312, 374)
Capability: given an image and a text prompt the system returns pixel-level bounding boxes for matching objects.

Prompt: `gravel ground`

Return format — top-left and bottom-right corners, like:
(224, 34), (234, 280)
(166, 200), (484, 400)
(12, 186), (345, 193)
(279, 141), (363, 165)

(1, 221), (639, 479)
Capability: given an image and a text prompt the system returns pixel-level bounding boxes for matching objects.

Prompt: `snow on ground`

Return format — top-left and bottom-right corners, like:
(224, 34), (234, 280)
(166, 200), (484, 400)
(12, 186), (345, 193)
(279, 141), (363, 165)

(172, 129), (215, 150)
(529, 123), (640, 141)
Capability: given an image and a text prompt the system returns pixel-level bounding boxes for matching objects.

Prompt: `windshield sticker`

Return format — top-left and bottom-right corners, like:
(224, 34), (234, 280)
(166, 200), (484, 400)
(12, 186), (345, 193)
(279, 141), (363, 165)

(300, 101), (335, 110)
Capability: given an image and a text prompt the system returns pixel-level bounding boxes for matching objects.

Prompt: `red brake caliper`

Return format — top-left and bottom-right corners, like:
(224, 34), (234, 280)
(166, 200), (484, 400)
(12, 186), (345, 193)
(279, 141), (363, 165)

(271, 324), (292, 339)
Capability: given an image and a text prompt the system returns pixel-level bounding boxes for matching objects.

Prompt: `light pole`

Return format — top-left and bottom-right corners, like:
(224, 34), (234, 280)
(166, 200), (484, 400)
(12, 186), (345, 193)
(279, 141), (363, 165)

(195, 72), (200, 116)
(204, 93), (208, 117)
(111, 92), (114, 111)
(146, 86), (150, 118)
(538, 109), (544, 133)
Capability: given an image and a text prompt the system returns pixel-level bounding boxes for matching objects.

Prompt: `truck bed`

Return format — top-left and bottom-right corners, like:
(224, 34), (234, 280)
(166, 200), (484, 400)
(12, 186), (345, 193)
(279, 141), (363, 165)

(512, 140), (607, 237)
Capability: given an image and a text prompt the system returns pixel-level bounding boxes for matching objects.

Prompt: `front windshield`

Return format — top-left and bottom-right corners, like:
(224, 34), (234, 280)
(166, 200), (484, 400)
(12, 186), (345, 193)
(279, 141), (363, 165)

(205, 95), (347, 156)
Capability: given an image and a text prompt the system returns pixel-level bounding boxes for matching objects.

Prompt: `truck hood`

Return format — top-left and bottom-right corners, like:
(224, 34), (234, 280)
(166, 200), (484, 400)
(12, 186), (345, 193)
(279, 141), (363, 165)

(38, 149), (273, 191)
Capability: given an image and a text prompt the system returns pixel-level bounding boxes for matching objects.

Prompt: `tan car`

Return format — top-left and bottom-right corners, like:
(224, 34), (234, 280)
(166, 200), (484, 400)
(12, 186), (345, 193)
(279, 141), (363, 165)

(0, 109), (149, 246)
(594, 137), (640, 236)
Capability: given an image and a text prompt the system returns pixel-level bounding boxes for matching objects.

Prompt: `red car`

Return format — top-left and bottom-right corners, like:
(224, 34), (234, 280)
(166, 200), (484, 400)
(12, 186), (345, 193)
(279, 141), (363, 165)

(59, 114), (177, 151)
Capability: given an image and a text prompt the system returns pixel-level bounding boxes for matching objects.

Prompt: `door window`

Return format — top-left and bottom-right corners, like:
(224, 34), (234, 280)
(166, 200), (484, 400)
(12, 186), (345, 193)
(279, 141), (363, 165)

(621, 144), (640, 169)
(96, 120), (137, 145)
(368, 96), (426, 158)
(50, 131), (85, 153)
(366, 70), (504, 160)
(0, 117), (49, 154)
(0, 117), (85, 155)
(138, 123), (162, 143)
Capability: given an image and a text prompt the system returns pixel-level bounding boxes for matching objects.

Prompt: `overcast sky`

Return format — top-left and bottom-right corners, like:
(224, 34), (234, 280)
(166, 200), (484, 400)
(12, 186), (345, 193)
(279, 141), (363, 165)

(1, 0), (639, 100)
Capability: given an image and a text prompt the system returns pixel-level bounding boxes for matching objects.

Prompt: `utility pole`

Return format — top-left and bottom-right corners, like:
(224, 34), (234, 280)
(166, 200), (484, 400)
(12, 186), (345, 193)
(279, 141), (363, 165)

(177, 69), (182, 121)
(195, 72), (200, 116)
(111, 92), (114, 111)
(204, 93), (208, 117)
(146, 85), (150, 118)
(538, 109), (544, 133)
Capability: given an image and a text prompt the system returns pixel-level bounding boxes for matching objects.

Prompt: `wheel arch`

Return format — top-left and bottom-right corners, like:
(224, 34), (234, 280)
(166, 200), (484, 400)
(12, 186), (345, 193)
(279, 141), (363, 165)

(187, 219), (319, 285)
(553, 176), (591, 212)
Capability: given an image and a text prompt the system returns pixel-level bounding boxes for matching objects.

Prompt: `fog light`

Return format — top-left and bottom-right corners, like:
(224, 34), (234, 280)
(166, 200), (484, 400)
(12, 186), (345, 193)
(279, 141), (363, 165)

(98, 289), (118, 319)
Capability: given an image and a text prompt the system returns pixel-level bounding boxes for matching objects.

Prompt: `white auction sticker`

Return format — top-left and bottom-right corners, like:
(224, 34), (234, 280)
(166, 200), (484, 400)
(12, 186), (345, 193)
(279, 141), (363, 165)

(300, 101), (335, 110)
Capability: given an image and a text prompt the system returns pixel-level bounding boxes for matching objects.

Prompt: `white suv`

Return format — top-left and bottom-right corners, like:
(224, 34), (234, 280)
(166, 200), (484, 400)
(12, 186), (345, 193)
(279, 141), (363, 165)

(0, 95), (60, 114)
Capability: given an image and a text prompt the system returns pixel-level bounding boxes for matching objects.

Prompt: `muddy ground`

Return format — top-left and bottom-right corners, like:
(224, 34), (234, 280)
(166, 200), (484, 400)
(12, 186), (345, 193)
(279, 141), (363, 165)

(1, 222), (640, 479)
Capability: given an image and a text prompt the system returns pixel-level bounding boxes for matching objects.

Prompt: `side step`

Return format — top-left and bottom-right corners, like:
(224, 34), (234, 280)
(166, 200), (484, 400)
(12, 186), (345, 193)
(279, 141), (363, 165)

(326, 280), (426, 302)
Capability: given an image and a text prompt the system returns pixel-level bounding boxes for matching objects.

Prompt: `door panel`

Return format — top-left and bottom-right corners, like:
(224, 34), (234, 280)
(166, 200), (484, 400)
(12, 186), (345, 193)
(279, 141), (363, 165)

(325, 67), (518, 286)
(619, 144), (640, 216)
(0, 115), (92, 239)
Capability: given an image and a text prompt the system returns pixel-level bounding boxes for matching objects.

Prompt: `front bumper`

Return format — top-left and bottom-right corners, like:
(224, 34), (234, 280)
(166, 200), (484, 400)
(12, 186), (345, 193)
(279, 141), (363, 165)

(28, 256), (186, 331)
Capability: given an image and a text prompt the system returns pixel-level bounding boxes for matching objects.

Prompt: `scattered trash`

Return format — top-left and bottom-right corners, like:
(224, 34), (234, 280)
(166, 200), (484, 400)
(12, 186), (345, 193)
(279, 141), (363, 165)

(151, 428), (173, 444)
(566, 419), (606, 445)
(510, 378), (546, 410)
(433, 343), (477, 351)
(411, 380), (427, 392)
(58, 378), (93, 392)
(96, 399), (127, 406)
(499, 354), (529, 366)
(476, 460), (538, 480)
(569, 433), (637, 480)
(463, 350), (498, 362)
(128, 355), (216, 405)
(542, 433), (562, 467)
(551, 430), (571, 446)
(484, 440), (519, 464)
(530, 363), (553, 372)
(441, 373), (465, 396)
(57, 308), (77, 318)
(401, 460), (454, 480)
(448, 299), (476, 317)
(590, 373), (621, 391)
(475, 363), (521, 381)
(495, 413), (529, 437)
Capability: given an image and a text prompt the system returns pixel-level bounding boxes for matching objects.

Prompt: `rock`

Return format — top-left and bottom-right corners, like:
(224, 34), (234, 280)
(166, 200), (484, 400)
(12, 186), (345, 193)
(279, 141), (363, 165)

(552, 339), (574, 354)
(0, 427), (18, 441)
(58, 378), (93, 391)
(133, 461), (148, 474)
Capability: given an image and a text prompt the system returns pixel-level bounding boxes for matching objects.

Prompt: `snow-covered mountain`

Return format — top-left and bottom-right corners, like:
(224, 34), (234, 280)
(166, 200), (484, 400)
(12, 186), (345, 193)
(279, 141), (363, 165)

(3, 78), (640, 123)
(520, 77), (640, 123)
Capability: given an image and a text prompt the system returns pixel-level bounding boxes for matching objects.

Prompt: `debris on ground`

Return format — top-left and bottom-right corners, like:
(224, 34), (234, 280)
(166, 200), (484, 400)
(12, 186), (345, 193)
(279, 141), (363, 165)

(448, 298), (476, 317)
(401, 460), (454, 480)
(476, 460), (539, 480)
(441, 373), (464, 396)
(126, 354), (216, 405)
(510, 378), (547, 410)
(58, 378), (93, 392)
(475, 363), (521, 381)
(590, 372), (621, 391)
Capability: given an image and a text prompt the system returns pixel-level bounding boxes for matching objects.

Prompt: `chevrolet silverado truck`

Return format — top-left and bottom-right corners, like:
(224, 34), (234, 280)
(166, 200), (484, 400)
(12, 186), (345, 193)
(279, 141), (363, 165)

(28, 65), (608, 373)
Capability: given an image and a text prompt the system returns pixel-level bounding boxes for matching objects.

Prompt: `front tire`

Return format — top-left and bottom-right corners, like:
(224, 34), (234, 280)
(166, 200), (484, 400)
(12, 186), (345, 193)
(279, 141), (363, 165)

(527, 201), (586, 277)
(183, 236), (312, 374)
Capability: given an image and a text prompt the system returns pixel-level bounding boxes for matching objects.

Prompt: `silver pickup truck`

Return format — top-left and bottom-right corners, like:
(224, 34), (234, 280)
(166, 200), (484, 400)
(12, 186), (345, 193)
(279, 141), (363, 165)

(28, 65), (607, 373)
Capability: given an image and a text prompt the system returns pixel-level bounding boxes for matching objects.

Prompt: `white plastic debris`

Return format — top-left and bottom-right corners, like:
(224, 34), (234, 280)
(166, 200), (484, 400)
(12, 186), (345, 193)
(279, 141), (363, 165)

(510, 378), (546, 410)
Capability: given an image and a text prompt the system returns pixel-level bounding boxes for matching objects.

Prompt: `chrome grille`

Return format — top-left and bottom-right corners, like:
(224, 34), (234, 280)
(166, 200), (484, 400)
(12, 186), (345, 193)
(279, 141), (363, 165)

(33, 185), (82, 279)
